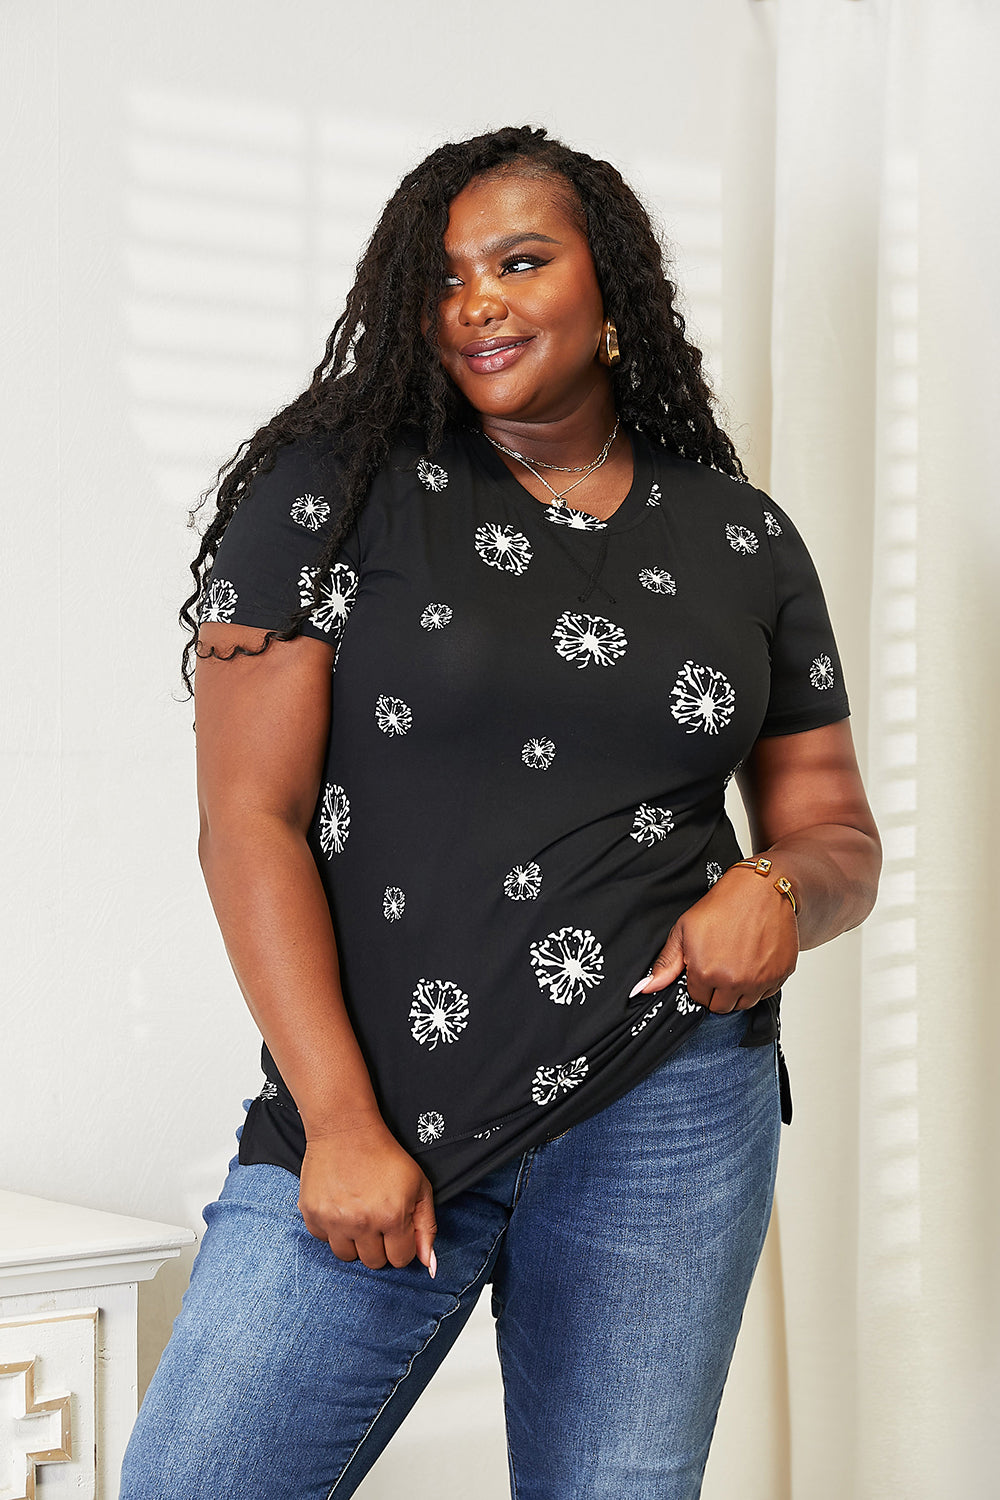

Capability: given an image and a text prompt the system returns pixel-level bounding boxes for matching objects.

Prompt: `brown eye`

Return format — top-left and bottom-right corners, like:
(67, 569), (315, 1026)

(500, 255), (549, 275)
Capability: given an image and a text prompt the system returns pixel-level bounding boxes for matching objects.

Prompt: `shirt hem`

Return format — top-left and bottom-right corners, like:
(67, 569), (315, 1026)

(756, 704), (851, 738)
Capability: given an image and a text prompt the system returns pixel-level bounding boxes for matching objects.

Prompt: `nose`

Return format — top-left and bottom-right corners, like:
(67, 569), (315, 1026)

(459, 276), (507, 327)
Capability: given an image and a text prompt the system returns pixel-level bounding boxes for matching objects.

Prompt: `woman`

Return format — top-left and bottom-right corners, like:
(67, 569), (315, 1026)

(120, 125), (880, 1499)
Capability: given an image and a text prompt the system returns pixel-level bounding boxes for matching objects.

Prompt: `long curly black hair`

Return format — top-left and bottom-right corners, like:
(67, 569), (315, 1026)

(180, 123), (746, 693)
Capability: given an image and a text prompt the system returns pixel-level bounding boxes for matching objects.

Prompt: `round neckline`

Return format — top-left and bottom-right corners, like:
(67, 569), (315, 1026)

(465, 423), (655, 535)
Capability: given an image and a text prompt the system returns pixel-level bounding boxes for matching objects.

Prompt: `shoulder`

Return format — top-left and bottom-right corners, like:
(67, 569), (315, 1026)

(242, 429), (347, 501)
(366, 423), (477, 508)
(209, 428), (350, 571)
(642, 437), (772, 533)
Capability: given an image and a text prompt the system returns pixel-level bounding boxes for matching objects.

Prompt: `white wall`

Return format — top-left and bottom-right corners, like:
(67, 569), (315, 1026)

(3, 3), (785, 1495)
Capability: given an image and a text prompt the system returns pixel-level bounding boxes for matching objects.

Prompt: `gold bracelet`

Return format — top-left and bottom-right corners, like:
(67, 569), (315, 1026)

(731, 856), (799, 916)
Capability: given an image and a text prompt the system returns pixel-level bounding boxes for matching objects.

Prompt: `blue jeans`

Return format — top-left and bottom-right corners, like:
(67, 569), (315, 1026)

(120, 1010), (780, 1499)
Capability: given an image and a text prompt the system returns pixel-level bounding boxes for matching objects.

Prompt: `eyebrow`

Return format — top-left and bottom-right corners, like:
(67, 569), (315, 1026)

(489, 232), (562, 253)
(446, 231), (563, 260)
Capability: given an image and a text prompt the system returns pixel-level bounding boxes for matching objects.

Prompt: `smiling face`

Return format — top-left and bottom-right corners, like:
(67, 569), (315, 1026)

(432, 171), (610, 427)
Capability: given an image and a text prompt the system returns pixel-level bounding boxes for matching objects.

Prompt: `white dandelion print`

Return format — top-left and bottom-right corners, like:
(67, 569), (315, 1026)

(375, 695), (413, 736)
(675, 973), (700, 1017)
(416, 459), (448, 492)
(726, 524), (760, 555)
(289, 492), (330, 531)
(383, 886), (405, 921)
(409, 979), (470, 1051)
(723, 759), (743, 787)
(810, 654), (835, 691)
(647, 483), (662, 507)
(529, 926), (605, 1006)
(199, 577), (238, 623)
(504, 862), (542, 901)
(416, 1110), (445, 1144)
(522, 737), (556, 771)
(707, 861), (723, 887)
(551, 611), (628, 670)
(545, 500), (606, 532)
(639, 566), (676, 595)
(420, 603), (453, 630)
(319, 783), (350, 856)
(259, 1080), (279, 1101)
(475, 523), (533, 575)
(298, 561), (358, 640)
(670, 660), (736, 735)
(631, 804), (675, 846)
(631, 998), (664, 1036)
(474, 1125), (502, 1139)
(532, 1055), (589, 1106)
(763, 509), (782, 537)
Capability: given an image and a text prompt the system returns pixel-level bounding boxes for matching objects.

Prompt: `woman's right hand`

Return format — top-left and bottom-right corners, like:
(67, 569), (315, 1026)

(299, 1117), (438, 1275)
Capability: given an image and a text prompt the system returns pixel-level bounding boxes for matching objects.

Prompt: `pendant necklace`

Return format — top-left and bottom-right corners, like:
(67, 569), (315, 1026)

(483, 418), (620, 504)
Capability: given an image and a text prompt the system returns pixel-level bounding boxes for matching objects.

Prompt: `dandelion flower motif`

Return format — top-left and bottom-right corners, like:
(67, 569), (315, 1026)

(631, 803), (675, 846)
(199, 577), (238, 623)
(763, 509), (783, 537)
(504, 862), (543, 901)
(675, 972), (700, 1017)
(810, 654), (835, 691)
(375, 695), (413, 736)
(726, 524), (760, 555)
(545, 500), (606, 532)
(531, 1055), (589, 1107)
(631, 998), (664, 1036)
(670, 659), (736, 735)
(647, 483), (662, 507)
(319, 783), (350, 856)
(416, 459), (448, 492)
(416, 1110), (445, 1144)
(420, 602), (453, 630)
(259, 1080), (279, 1101)
(409, 979), (470, 1051)
(383, 886), (405, 921)
(706, 861), (723, 887)
(638, 567), (676, 595)
(551, 611), (628, 670)
(521, 737), (556, 770)
(474, 1125), (501, 1139)
(529, 926), (604, 1006)
(289, 492), (331, 531)
(475, 523), (533, 575)
(298, 562), (358, 640)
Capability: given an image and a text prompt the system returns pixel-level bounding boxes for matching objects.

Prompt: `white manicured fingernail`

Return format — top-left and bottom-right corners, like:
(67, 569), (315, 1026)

(628, 978), (650, 999)
(428, 1249), (437, 1279)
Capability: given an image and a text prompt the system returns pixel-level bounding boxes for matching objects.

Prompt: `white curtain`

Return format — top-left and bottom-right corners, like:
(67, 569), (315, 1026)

(704, 3), (999, 1497)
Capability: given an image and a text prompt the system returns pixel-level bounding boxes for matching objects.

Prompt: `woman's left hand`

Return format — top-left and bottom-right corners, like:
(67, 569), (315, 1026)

(632, 867), (799, 1014)
(632, 719), (883, 1013)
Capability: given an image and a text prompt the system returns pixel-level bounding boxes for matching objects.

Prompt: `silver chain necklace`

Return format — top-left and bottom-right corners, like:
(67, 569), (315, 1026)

(483, 418), (620, 504)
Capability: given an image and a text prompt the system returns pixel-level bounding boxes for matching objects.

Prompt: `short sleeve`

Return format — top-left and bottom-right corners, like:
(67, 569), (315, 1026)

(197, 436), (360, 648)
(755, 493), (851, 737)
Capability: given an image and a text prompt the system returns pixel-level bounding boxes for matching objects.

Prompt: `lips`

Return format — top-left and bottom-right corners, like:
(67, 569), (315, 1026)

(461, 336), (529, 356)
(460, 336), (534, 375)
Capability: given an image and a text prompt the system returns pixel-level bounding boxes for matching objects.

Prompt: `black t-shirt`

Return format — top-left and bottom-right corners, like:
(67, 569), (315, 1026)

(199, 423), (850, 1203)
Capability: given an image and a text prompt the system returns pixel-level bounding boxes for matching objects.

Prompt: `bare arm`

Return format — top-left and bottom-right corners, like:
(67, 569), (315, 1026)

(634, 719), (881, 1012)
(195, 621), (437, 1272)
(735, 718), (882, 951)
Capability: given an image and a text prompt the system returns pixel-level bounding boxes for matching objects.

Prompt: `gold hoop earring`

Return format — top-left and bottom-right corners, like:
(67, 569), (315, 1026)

(599, 318), (621, 368)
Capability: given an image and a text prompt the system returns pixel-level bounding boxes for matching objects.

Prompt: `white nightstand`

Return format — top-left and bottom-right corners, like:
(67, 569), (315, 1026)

(0, 1191), (195, 1500)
